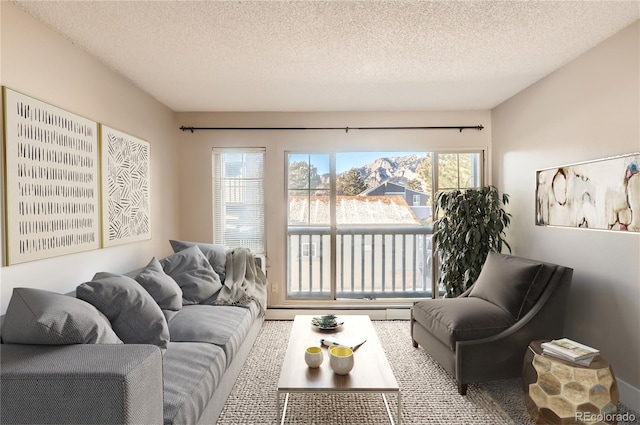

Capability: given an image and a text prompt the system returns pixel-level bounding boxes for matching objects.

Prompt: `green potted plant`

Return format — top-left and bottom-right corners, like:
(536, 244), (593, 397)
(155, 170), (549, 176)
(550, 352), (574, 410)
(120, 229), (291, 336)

(432, 185), (511, 297)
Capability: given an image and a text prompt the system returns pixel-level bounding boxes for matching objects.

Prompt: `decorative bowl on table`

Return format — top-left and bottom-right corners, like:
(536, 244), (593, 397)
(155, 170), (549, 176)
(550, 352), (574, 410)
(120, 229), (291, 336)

(311, 314), (344, 330)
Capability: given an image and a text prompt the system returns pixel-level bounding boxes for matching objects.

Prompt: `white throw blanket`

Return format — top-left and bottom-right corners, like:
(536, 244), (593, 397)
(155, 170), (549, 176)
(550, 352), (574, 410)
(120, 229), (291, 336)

(214, 247), (268, 316)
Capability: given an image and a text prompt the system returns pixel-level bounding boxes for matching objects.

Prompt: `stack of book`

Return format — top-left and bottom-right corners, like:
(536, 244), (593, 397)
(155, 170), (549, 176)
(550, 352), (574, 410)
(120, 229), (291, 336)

(541, 338), (600, 366)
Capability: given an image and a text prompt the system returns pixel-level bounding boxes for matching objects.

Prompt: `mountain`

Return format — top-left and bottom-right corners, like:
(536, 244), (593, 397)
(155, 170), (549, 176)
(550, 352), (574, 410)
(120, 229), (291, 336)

(358, 154), (424, 187)
(321, 154), (425, 188)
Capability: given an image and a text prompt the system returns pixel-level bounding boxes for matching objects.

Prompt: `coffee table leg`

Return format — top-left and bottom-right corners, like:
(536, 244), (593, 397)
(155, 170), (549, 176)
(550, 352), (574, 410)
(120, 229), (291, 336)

(382, 392), (400, 425)
(277, 392), (289, 425)
(397, 392), (401, 425)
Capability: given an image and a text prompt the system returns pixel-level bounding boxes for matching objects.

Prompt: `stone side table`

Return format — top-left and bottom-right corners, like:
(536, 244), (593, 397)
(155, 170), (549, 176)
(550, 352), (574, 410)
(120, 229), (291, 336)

(522, 340), (619, 425)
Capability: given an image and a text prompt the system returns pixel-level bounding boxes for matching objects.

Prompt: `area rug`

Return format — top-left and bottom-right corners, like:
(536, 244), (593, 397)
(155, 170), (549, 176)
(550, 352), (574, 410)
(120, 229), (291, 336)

(217, 320), (638, 425)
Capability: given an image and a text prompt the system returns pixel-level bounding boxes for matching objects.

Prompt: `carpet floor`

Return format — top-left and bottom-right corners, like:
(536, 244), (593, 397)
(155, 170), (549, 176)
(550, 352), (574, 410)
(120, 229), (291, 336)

(216, 320), (639, 425)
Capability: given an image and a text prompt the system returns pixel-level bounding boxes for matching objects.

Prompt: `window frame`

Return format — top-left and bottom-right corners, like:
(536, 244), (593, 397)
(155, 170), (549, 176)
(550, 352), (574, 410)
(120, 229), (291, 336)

(284, 149), (485, 302)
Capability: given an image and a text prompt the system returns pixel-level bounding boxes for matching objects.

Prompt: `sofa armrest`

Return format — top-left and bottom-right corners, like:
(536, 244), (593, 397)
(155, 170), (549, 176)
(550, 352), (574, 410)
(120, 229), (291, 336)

(1, 343), (163, 425)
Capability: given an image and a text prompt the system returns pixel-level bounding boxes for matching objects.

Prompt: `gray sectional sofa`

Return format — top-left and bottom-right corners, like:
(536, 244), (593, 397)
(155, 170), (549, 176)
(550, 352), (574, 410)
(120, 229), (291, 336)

(0, 240), (267, 425)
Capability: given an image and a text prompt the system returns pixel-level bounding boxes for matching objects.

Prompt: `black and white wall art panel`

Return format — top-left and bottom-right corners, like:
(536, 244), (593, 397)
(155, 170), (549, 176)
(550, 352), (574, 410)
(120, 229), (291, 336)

(100, 125), (151, 247)
(3, 87), (100, 265)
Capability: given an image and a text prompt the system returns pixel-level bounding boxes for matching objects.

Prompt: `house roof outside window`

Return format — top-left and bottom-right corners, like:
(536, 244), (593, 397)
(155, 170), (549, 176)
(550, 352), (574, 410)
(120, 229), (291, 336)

(289, 195), (420, 226)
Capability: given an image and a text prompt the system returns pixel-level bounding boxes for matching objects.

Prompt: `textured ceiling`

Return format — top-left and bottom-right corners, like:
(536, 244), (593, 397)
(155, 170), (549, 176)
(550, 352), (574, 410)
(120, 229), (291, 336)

(13, 1), (640, 112)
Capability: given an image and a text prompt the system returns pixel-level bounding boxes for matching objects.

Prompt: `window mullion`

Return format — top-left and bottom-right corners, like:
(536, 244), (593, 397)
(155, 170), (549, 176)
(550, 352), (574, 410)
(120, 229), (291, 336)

(431, 151), (439, 299)
(329, 153), (337, 300)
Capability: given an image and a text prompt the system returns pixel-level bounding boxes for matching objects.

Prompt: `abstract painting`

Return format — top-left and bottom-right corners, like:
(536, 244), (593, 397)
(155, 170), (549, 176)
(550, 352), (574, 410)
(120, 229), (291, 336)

(536, 153), (640, 232)
(101, 125), (151, 246)
(3, 87), (100, 265)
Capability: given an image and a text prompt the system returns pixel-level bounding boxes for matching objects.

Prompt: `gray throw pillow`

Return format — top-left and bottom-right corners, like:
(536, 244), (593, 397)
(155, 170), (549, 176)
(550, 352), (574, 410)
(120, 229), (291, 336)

(135, 257), (183, 311)
(468, 252), (544, 320)
(77, 273), (170, 351)
(169, 239), (227, 281)
(1, 288), (122, 345)
(161, 245), (223, 305)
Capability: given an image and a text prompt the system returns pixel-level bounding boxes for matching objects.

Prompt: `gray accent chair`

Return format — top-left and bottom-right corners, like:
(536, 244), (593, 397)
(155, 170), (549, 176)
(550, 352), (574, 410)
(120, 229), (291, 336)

(411, 252), (573, 395)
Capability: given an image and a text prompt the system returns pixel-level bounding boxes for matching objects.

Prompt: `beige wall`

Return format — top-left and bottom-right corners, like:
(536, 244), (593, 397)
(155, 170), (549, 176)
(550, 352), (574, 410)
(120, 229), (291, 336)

(492, 21), (640, 409)
(0, 2), (180, 313)
(174, 110), (491, 305)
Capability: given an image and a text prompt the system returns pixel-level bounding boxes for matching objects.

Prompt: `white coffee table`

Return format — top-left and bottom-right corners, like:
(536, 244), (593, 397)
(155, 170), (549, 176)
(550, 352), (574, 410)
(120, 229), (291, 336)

(276, 315), (401, 424)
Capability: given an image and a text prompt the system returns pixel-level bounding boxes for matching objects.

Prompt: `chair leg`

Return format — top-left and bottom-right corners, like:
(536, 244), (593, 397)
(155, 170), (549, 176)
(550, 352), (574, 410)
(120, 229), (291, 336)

(457, 383), (468, 395)
(410, 314), (418, 348)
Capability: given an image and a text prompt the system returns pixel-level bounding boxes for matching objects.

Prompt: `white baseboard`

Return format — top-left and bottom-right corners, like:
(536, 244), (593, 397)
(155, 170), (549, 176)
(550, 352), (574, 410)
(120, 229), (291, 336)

(618, 377), (640, 414)
(385, 308), (411, 320)
(265, 308), (410, 321)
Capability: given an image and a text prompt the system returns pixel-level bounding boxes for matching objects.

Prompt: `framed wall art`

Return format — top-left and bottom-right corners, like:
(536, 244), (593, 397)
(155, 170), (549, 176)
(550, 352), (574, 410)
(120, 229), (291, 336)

(536, 153), (640, 233)
(100, 125), (151, 247)
(2, 87), (100, 265)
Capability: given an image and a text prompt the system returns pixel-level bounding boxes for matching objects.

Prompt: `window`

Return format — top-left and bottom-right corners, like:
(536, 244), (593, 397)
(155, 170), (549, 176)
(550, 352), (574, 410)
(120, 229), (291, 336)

(436, 152), (482, 190)
(286, 150), (483, 301)
(301, 242), (317, 258)
(212, 148), (265, 254)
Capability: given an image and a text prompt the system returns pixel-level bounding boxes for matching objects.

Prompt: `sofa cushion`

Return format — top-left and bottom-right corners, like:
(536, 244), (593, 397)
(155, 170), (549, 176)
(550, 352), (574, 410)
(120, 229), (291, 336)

(468, 252), (545, 320)
(412, 297), (515, 351)
(134, 257), (183, 311)
(170, 239), (227, 281)
(163, 342), (227, 425)
(77, 273), (169, 351)
(1, 288), (122, 345)
(517, 262), (556, 318)
(167, 304), (254, 367)
(161, 245), (223, 305)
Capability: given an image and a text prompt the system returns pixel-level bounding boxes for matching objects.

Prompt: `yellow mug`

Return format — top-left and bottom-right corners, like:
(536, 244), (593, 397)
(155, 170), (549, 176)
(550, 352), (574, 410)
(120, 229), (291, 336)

(329, 346), (354, 375)
(305, 346), (323, 368)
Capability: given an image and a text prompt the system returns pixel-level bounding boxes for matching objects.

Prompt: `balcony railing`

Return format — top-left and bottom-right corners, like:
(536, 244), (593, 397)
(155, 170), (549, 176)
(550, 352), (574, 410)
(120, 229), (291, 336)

(287, 226), (434, 299)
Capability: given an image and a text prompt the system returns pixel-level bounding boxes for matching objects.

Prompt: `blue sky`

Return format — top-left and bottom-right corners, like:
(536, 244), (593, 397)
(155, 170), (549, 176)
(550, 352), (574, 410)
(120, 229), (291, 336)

(289, 151), (426, 174)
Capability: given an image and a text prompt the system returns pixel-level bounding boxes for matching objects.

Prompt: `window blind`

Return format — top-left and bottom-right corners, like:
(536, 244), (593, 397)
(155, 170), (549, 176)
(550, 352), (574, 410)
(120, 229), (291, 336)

(212, 148), (265, 254)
